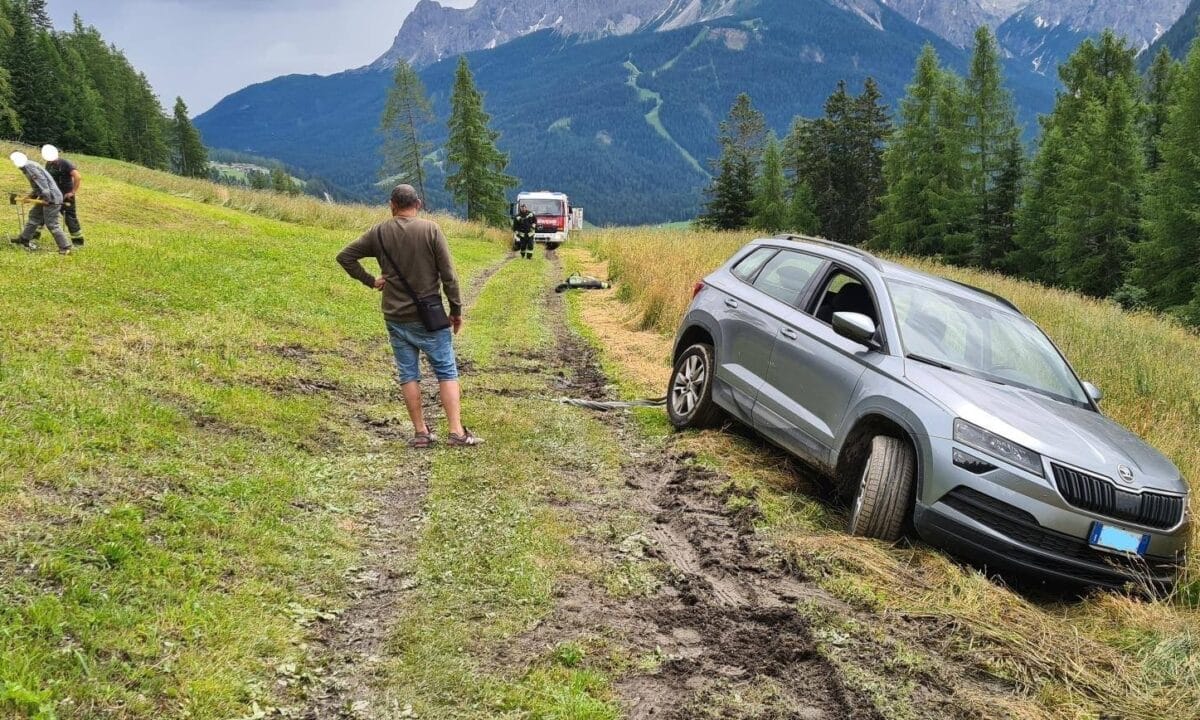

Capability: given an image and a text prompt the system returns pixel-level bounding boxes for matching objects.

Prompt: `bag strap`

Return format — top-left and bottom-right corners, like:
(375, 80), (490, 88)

(375, 222), (423, 303)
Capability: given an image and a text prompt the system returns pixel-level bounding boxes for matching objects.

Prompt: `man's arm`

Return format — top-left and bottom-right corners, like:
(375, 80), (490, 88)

(68, 169), (82, 197)
(433, 227), (463, 317)
(336, 230), (378, 288)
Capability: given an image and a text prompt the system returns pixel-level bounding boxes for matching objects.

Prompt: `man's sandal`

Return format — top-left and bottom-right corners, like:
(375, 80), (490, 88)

(408, 432), (436, 449)
(447, 429), (485, 447)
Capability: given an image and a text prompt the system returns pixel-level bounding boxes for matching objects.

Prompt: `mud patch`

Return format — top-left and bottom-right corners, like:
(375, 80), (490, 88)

(628, 607), (870, 720)
(500, 257), (876, 719)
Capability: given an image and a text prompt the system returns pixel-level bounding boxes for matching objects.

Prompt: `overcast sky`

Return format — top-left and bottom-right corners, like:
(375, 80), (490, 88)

(50, 0), (477, 114)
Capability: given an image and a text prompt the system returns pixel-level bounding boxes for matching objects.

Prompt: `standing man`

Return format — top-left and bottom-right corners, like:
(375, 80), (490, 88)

(9, 152), (71, 255)
(41, 145), (84, 247)
(337, 184), (483, 448)
(512, 202), (536, 260)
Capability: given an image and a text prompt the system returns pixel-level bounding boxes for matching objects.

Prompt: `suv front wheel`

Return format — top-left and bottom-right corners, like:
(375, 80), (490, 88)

(667, 343), (724, 429)
(847, 435), (915, 541)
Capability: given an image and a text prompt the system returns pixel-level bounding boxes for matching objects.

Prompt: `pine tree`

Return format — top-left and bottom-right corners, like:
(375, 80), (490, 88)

(788, 180), (820, 235)
(700, 93), (765, 230)
(444, 56), (517, 225)
(57, 38), (107, 153)
(848, 78), (890, 244)
(4, 1), (61, 142)
(1132, 38), (1200, 323)
(380, 60), (434, 202)
(1012, 31), (1143, 291)
(172, 97), (208, 177)
(1051, 79), (1143, 297)
(965, 26), (1023, 269)
(988, 135), (1024, 267)
(121, 69), (169, 169)
(27, 0), (49, 30)
(0, 5), (20, 139)
(1143, 47), (1179, 172)
(785, 80), (889, 244)
(751, 133), (788, 232)
(874, 44), (970, 258)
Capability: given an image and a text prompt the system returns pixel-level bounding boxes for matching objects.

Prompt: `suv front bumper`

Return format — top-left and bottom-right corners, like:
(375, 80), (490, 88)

(915, 436), (1188, 588)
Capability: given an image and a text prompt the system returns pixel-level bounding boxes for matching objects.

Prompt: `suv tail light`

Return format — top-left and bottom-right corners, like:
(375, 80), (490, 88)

(692, 281), (705, 298)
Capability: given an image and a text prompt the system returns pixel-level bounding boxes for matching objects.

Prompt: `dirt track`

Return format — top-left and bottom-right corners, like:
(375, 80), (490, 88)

(507, 263), (883, 719)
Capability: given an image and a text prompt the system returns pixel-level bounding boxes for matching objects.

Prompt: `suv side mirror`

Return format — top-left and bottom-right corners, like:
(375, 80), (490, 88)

(1083, 382), (1104, 403)
(832, 312), (877, 347)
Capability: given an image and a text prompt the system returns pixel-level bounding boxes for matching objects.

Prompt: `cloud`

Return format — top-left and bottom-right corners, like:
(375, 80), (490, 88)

(50, 0), (472, 113)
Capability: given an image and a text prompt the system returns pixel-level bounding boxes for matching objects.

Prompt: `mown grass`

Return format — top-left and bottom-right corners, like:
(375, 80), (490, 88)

(0, 153), (505, 718)
(587, 227), (1200, 719)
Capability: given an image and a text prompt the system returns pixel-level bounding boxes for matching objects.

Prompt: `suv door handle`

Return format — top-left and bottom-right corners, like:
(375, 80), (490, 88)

(780, 327), (799, 340)
(724, 298), (739, 309)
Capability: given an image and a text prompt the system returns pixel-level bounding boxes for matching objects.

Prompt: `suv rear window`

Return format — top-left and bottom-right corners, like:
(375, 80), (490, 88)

(752, 251), (824, 306)
(732, 248), (776, 282)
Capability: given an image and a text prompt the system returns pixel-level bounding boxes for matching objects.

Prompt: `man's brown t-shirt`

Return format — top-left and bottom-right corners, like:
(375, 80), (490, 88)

(336, 216), (463, 325)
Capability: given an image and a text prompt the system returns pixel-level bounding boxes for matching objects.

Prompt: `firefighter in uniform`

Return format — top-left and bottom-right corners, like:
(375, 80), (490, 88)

(41, 145), (84, 246)
(512, 203), (537, 260)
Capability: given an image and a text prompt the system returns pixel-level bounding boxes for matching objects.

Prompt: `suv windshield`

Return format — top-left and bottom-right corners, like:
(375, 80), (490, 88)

(522, 199), (565, 216)
(888, 280), (1089, 407)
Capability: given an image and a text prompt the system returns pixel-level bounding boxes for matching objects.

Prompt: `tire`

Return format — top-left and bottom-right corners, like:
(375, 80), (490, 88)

(547, 243), (561, 251)
(667, 343), (724, 430)
(847, 435), (915, 541)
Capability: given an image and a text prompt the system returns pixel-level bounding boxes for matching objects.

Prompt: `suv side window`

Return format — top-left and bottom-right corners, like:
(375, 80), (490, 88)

(752, 251), (825, 306)
(812, 269), (880, 327)
(731, 248), (777, 282)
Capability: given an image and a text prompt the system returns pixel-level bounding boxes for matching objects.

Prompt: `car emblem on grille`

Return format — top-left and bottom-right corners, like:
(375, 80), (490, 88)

(1117, 465), (1135, 485)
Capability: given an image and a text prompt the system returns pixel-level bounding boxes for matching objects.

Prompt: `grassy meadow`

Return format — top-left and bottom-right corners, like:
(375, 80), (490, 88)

(585, 226), (1200, 719)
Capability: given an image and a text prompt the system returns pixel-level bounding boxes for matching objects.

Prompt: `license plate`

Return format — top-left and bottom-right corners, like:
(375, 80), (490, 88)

(1089, 522), (1150, 556)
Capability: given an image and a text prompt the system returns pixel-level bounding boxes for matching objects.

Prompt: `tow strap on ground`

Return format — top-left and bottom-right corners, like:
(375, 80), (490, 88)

(558, 397), (667, 412)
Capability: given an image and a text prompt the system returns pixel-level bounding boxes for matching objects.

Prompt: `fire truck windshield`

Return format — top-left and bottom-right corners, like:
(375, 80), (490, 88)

(522, 199), (565, 216)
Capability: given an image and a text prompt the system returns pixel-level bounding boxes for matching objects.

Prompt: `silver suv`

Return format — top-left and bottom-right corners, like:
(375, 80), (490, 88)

(668, 236), (1190, 588)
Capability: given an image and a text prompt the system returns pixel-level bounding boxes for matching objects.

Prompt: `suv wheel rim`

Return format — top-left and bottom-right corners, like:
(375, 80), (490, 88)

(672, 353), (706, 417)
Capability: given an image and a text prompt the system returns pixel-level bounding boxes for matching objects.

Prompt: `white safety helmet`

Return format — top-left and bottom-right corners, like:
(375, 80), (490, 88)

(41, 144), (59, 162)
(10, 151), (28, 169)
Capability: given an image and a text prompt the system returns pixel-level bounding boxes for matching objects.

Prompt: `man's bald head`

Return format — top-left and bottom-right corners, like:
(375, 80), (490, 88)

(390, 184), (421, 211)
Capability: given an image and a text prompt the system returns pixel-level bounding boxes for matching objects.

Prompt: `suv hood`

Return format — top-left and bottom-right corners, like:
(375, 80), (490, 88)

(906, 363), (1186, 495)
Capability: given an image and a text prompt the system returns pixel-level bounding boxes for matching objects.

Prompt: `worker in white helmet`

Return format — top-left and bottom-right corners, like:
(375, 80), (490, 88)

(41, 145), (84, 246)
(9, 151), (72, 255)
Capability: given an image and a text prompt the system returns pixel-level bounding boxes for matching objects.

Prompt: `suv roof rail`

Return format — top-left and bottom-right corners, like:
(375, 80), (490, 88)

(773, 234), (883, 270)
(949, 280), (1020, 312)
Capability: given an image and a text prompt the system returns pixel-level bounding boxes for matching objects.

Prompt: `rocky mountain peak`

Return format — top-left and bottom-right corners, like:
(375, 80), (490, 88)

(371, 0), (749, 69)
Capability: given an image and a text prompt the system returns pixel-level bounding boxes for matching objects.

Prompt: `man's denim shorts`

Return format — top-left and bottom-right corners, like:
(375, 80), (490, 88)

(386, 321), (459, 384)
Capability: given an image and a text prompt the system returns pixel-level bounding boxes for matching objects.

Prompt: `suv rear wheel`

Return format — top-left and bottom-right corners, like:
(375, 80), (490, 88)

(668, 343), (724, 429)
(847, 435), (915, 541)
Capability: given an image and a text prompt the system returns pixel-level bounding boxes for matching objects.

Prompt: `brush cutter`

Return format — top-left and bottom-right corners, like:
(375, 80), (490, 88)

(6, 191), (46, 250)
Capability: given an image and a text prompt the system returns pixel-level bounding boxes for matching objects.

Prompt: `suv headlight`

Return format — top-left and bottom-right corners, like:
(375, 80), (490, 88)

(953, 419), (1044, 477)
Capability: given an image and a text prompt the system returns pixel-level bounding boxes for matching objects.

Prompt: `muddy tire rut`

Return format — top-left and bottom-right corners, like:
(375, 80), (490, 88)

(535, 259), (878, 720)
(297, 257), (511, 719)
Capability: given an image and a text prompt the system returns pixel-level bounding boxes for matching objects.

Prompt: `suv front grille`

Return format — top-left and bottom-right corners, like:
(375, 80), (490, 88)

(1051, 464), (1185, 530)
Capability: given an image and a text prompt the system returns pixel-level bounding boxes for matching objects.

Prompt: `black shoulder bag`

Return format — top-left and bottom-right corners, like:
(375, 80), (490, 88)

(375, 225), (451, 332)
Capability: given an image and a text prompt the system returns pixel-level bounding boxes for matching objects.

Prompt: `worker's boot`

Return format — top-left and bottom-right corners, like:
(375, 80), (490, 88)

(72, 235), (85, 247)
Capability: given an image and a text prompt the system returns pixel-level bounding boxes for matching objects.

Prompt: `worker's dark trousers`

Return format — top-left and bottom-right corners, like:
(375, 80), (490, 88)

(517, 235), (535, 258)
(20, 203), (71, 250)
(62, 197), (84, 244)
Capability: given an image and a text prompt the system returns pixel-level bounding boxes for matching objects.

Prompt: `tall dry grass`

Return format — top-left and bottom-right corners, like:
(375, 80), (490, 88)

(591, 225), (1200, 719)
